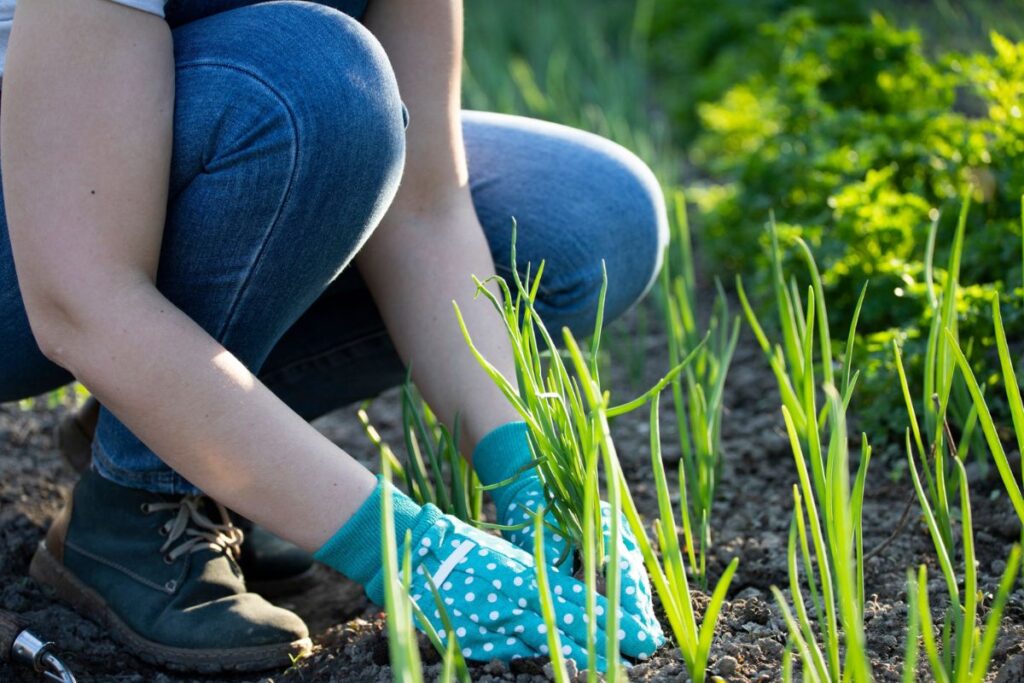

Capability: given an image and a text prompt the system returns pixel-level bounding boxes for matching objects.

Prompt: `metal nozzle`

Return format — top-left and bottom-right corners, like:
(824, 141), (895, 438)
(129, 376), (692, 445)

(11, 630), (77, 683)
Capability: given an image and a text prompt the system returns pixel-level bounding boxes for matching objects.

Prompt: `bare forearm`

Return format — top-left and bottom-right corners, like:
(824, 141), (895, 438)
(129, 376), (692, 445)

(357, 198), (520, 456)
(51, 285), (376, 551)
(360, 0), (520, 454)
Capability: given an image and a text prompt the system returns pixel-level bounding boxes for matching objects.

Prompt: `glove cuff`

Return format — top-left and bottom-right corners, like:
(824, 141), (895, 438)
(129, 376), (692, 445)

(472, 421), (540, 518)
(314, 476), (442, 603)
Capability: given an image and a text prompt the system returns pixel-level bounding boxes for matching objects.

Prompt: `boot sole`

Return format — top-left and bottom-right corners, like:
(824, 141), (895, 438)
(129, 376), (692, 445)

(30, 541), (313, 673)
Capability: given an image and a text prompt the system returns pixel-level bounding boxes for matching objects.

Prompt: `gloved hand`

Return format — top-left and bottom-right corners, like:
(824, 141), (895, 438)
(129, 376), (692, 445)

(473, 422), (665, 655)
(315, 477), (655, 668)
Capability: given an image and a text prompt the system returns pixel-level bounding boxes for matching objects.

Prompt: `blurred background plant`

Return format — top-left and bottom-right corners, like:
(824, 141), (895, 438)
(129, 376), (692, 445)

(646, 1), (1024, 446)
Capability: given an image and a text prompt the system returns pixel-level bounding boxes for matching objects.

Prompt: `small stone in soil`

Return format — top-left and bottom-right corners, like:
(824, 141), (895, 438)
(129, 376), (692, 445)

(543, 658), (579, 680)
(714, 655), (739, 676)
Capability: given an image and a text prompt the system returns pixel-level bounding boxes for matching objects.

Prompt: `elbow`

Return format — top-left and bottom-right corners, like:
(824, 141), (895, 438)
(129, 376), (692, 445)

(21, 289), (88, 369)
(25, 266), (159, 368)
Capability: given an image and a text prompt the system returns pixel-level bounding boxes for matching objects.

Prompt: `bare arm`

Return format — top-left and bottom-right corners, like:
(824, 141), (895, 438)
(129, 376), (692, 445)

(2, 0), (375, 551)
(359, 0), (520, 456)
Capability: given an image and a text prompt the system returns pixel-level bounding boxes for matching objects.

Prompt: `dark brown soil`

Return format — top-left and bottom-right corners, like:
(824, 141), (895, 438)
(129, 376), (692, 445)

(2, 296), (1023, 682)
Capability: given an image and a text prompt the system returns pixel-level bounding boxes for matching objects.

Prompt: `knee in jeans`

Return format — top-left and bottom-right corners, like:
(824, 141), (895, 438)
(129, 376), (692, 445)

(613, 149), (670, 307)
(248, 2), (406, 207)
(544, 148), (668, 332)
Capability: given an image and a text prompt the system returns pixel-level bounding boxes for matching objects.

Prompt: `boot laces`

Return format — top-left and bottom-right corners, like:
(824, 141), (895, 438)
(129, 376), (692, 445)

(144, 496), (245, 563)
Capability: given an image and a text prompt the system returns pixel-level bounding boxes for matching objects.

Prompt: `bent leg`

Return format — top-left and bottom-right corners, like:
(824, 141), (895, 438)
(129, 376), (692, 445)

(260, 111), (667, 419)
(89, 1), (406, 493)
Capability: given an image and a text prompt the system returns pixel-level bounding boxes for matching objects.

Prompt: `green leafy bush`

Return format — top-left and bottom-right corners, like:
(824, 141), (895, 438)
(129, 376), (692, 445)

(653, 4), (1024, 441)
(648, 1), (868, 142)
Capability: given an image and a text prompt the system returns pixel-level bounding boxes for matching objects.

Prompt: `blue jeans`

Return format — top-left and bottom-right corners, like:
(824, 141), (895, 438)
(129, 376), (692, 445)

(0, 1), (668, 494)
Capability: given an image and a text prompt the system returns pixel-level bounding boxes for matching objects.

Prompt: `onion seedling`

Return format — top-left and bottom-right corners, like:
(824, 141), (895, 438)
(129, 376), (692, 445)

(359, 382), (483, 524)
(380, 445), (470, 683)
(944, 302), (1024, 527)
(893, 198), (981, 559)
(660, 190), (740, 587)
(771, 385), (872, 683)
(380, 451), (424, 683)
(615, 394), (738, 683)
(737, 216), (866, 508)
(904, 439), (1023, 682)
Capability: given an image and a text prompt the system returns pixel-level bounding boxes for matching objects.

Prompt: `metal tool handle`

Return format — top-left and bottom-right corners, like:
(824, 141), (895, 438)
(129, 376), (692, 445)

(1, 610), (77, 682)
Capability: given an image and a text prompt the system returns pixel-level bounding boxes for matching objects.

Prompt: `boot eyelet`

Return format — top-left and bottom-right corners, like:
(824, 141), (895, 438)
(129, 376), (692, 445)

(140, 504), (151, 514)
(163, 554), (174, 565)
(158, 526), (169, 537)
(165, 580), (177, 591)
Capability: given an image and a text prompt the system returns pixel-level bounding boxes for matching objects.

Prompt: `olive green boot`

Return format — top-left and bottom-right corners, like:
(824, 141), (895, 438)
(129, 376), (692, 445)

(30, 470), (312, 673)
(55, 397), (317, 597)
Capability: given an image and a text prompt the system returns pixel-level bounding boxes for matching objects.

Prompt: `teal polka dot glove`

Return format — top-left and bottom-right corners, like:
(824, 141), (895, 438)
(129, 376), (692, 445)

(315, 477), (655, 669)
(473, 422), (666, 658)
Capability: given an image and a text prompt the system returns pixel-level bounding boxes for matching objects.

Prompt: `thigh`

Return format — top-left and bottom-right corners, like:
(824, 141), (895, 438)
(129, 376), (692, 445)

(259, 111), (668, 419)
(0, 1), (404, 406)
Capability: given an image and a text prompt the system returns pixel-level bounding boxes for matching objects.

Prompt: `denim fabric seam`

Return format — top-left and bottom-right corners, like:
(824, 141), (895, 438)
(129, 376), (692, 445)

(92, 438), (191, 493)
(174, 59), (302, 343)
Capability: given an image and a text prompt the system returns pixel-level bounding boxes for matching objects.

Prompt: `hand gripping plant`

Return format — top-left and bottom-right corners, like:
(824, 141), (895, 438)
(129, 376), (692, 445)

(454, 233), (737, 683)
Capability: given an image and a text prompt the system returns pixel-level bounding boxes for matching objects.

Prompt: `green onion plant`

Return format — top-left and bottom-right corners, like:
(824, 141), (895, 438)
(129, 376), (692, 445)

(892, 198), (981, 559)
(737, 217), (867, 509)
(379, 450), (425, 683)
(380, 442), (469, 683)
(660, 189), (740, 587)
(737, 220), (872, 681)
(359, 382), (483, 524)
(771, 385), (873, 683)
(623, 394), (739, 683)
(903, 439), (1023, 682)
(945, 300), (1024, 527)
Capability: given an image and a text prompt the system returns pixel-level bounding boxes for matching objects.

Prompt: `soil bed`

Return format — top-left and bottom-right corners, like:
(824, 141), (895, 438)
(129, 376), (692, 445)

(2, 294), (1023, 682)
